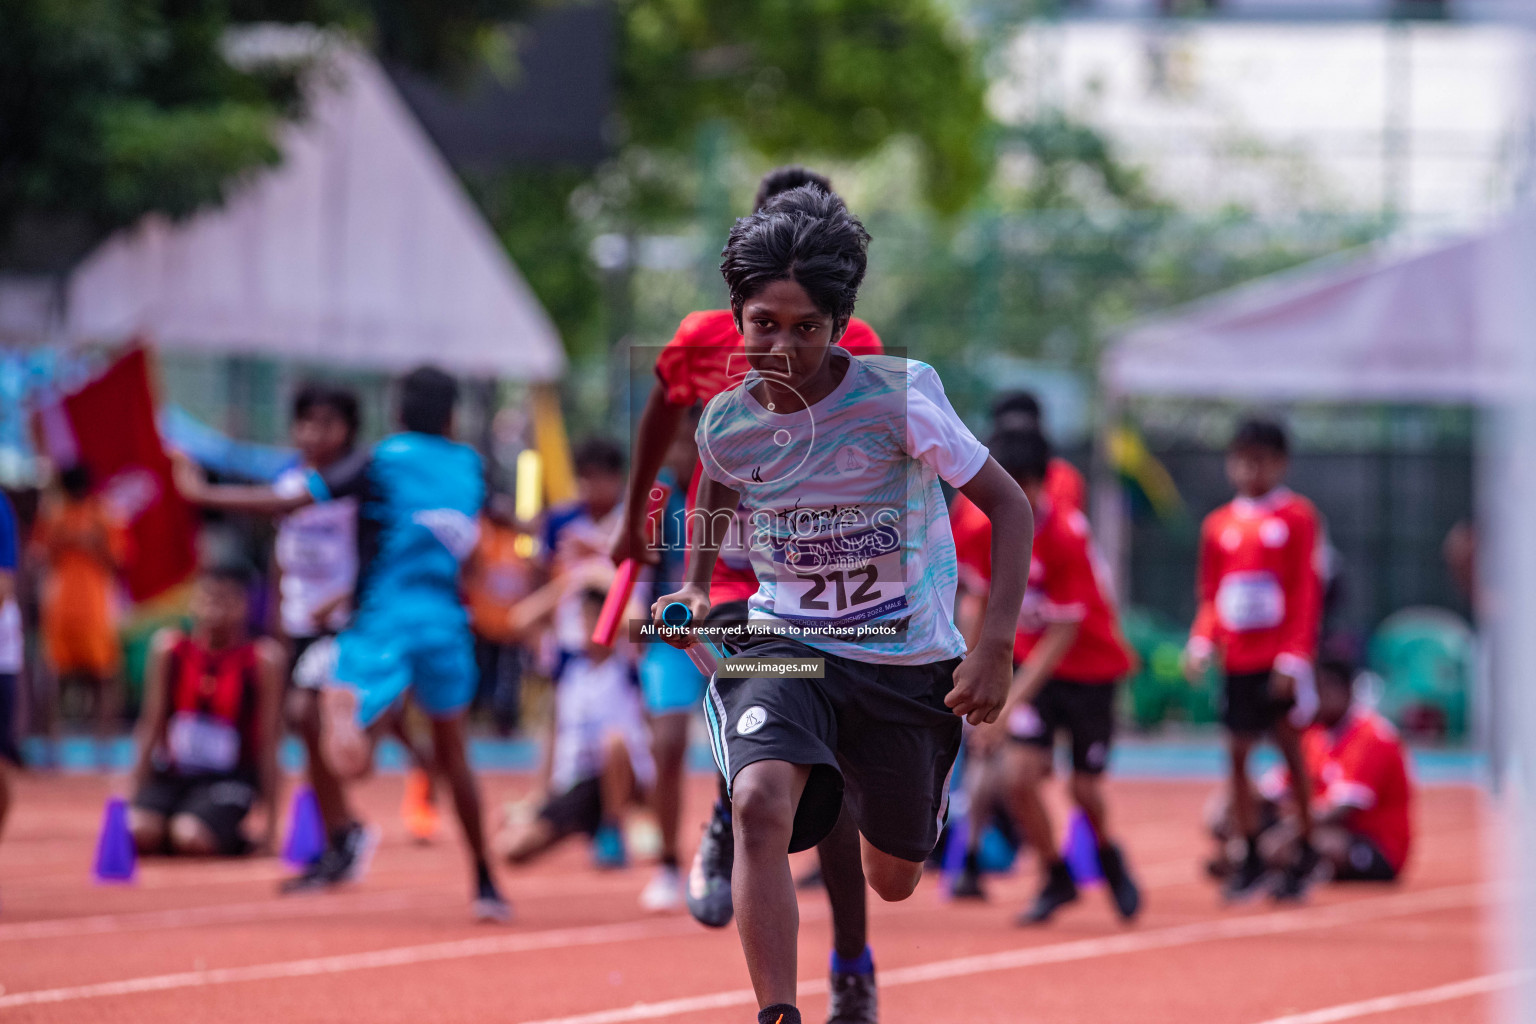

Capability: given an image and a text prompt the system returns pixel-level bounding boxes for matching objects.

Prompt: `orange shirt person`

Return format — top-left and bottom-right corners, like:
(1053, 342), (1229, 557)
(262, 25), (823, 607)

(32, 465), (128, 758)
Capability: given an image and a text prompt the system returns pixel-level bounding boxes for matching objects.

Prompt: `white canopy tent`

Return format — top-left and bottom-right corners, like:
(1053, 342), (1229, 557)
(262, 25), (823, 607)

(1101, 221), (1528, 405)
(60, 29), (565, 381)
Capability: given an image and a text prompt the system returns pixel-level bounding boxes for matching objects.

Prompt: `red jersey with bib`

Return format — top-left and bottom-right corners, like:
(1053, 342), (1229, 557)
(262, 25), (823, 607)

(1302, 709), (1413, 872)
(950, 458), (1086, 597)
(654, 310), (884, 605)
(955, 495), (1131, 680)
(1189, 488), (1322, 676)
(159, 636), (262, 778)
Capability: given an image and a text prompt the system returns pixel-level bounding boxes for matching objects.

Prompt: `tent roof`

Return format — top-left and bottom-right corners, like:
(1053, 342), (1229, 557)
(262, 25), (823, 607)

(1101, 223), (1522, 404)
(63, 31), (565, 382)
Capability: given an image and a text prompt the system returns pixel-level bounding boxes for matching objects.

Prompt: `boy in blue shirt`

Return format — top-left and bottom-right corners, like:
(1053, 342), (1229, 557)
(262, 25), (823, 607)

(177, 366), (508, 921)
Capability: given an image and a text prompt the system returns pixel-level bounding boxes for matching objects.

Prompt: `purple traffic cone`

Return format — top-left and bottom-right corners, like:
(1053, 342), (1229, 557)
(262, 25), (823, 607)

(281, 786), (325, 869)
(93, 797), (137, 884)
(1061, 808), (1102, 885)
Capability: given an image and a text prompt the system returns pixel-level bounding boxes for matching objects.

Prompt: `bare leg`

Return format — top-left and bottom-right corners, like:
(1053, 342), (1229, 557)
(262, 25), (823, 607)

(732, 759), (810, 1010)
(1227, 734), (1258, 839)
(95, 672), (122, 768)
(1002, 744), (1060, 865)
(429, 713), (489, 869)
(1272, 719), (1313, 841)
(964, 749), (999, 854)
(816, 802), (868, 959)
(168, 813), (220, 856)
(598, 732), (636, 823)
(1068, 772), (1111, 844)
(129, 809), (168, 855)
(858, 841), (923, 903)
(648, 712), (689, 865)
(287, 689), (352, 834)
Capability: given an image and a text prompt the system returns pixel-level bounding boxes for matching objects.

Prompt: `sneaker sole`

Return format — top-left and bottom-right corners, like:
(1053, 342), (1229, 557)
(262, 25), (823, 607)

(472, 898), (513, 924)
(340, 825), (381, 885)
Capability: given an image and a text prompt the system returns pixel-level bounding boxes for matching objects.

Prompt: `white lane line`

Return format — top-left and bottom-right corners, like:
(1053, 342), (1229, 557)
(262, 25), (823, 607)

(1247, 971), (1527, 1024)
(0, 891), (435, 942)
(0, 916), (705, 1010)
(512, 884), (1492, 1024)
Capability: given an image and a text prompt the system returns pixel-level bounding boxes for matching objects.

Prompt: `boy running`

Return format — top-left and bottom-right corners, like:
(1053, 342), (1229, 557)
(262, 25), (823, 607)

(956, 430), (1141, 923)
(653, 185), (1032, 1024)
(177, 367), (510, 921)
(129, 561), (284, 856)
(614, 165), (887, 1023)
(1185, 418), (1323, 902)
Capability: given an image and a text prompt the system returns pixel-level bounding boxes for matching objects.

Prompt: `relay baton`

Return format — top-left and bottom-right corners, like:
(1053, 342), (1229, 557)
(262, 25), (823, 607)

(591, 482), (672, 648)
(661, 601), (720, 677)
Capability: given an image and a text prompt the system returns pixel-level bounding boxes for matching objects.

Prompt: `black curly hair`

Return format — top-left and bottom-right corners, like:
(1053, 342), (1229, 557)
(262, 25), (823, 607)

(753, 165), (833, 213)
(720, 184), (870, 333)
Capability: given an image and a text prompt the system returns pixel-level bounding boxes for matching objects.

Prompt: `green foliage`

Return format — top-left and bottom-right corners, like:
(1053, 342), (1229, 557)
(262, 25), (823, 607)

(227, 0), (536, 81)
(619, 0), (990, 215)
(0, 0), (294, 261)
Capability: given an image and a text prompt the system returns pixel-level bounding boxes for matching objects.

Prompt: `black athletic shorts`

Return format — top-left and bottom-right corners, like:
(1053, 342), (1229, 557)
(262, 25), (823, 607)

(1335, 833), (1399, 882)
(132, 771), (257, 855)
(539, 777), (604, 839)
(0, 673), (21, 766)
(1008, 678), (1117, 775)
(705, 635), (962, 863)
(1222, 670), (1295, 735)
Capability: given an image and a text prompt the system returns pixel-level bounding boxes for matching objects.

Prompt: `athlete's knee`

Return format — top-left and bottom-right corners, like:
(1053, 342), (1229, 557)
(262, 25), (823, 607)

(1068, 772), (1102, 807)
(286, 688), (321, 738)
(168, 814), (218, 856)
(129, 810), (166, 854)
(862, 851), (922, 902)
(730, 768), (796, 850)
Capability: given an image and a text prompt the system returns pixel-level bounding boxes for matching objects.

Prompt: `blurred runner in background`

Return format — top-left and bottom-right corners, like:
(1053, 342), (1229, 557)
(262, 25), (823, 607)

(32, 464), (127, 767)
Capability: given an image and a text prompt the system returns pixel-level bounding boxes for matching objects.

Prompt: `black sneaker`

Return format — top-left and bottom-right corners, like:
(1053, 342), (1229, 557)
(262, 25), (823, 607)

(1222, 848), (1271, 904)
(686, 802), (735, 928)
(1097, 842), (1141, 921)
(826, 967), (877, 1024)
(472, 867), (512, 923)
(1017, 860), (1078, 925)
(948, 864), (986, 901)
(278, 823), (378, 894)
(1272, 843), (1322, 903)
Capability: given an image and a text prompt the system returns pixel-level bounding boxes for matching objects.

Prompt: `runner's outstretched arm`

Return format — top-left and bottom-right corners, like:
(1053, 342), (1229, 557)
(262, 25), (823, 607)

(172, 453), (312, 517)
(948, 458), (1033, 725)
(612, 384), (687, 567)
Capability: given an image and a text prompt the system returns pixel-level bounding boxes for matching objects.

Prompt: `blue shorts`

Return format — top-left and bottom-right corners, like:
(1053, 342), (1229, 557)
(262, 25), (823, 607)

(640, 642), (705, 715)
(334, 625), (477, 727)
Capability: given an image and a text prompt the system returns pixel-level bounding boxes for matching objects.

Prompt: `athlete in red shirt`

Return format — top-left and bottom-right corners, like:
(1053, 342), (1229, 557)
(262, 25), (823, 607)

(609, 167), (882, 1021)
(1255, 659), (1412, 882)
(957, 430), (1141, 925)
(129, 562), (284, 857)
(1185, 418), (1323, 902)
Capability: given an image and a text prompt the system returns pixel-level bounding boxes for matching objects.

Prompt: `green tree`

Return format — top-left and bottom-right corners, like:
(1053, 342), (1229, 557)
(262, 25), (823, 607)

(0, 0), (301, 268)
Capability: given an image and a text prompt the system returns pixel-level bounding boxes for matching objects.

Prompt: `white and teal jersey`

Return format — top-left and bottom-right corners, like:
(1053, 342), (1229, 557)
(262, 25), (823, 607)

(696, 350), (987, 665)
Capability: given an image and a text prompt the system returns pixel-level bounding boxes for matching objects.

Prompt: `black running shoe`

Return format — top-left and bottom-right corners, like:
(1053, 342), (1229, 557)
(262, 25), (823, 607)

(1098, 842), (1141, 921)
(948, 864), (986, 901)
(826, 968), (878, 1024)
(1272, 843), (1322, 904)
(1222, 848), (1271, 904)
(472, 867), (512, 923)
(686, 802), (735, 928)
(278, 822), (378, 894)
(1017, 860), (1078, 925)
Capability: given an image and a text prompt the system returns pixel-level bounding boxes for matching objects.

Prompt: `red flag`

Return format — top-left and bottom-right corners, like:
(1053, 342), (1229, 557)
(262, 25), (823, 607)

(40, 347), (197, 601)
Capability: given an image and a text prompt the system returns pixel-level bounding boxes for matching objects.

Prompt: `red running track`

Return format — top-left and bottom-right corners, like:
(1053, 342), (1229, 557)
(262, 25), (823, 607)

(0, 773), (1499, 1024)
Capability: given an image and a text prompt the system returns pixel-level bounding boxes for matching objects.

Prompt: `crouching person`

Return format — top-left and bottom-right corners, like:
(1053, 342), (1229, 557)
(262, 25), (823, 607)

(130, 561), (283, 856)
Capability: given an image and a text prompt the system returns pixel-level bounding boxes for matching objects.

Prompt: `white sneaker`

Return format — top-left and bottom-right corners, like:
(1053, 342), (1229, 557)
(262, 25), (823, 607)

(639, 865), (683, 912)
